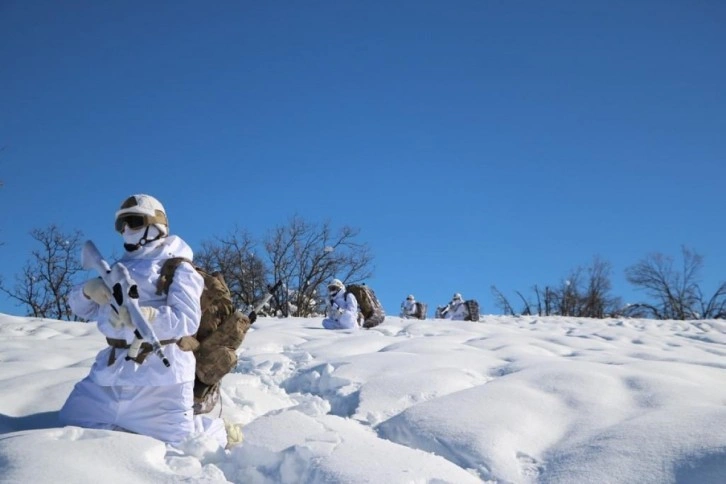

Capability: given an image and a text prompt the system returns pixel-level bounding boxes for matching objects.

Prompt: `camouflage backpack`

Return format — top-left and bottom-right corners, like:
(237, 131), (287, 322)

(413, 302), (427, 320)
(156, 257), (252, 415)
(344, 283), (386, 328)
(464, 299), (480, 322)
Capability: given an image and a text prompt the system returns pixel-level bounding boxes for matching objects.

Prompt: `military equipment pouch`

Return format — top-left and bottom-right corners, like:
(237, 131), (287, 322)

(157, 257), (251, 414)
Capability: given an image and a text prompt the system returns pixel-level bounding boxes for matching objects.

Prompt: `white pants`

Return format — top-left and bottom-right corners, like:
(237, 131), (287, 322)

(59, 377), (194, 445)
(322, 311), (358, 329)
(194, 414), (228, 448)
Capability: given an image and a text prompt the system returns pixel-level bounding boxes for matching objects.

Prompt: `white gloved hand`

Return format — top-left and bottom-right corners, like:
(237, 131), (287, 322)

(140, 306), (158, 323)
(83, 278), (112, 305)
(108, 305), (158, 329)
(336, 307), (344, 317)
(224, 419), (244, 449)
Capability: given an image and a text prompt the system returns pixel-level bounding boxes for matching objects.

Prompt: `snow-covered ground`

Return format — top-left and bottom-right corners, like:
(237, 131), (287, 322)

(2, 313), (726, 483)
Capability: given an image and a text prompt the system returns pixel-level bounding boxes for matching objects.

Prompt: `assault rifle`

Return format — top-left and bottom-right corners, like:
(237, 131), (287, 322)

(247, 280), (283, 318)
(81, 240), (171, 367)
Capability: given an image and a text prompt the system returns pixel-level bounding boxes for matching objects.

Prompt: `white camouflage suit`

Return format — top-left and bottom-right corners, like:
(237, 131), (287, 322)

(400, 296), (417, 318)
(322, 282), (359, 330)
(444, 294), (469, 321)
(59, 235), (207, 445)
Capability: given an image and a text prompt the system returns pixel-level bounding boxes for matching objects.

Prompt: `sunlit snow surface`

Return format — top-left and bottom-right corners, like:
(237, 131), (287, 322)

(2, 313), (726, 483)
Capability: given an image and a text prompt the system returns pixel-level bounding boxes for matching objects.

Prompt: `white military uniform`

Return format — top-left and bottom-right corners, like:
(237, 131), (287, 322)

(60, 235), (208, 445)
(444, 294), (469, 321)
(401, 296), (417, 318)
(322, 284), (359, 330)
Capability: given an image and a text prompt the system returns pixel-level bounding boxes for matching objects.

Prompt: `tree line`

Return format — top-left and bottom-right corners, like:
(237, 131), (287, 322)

(1, 221), (724, 321)
(491, 248), (726, 320)
(0, 217), (373, 321)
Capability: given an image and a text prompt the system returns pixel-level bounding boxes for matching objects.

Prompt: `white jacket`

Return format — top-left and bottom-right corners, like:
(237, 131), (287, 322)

(445, 300), (469, 321)
(69, 235), (204, 386)
(401, 300), (417, 318)
(323, 290), (359, 329)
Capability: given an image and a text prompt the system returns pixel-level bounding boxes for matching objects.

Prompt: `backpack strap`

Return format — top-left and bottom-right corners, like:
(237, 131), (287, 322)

(154, 257), (201, 351)
(343, 290), (364, 326)
(156, 257), (194, 296)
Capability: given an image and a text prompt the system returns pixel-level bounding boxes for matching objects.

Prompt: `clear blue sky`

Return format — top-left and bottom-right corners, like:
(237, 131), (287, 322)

(1, 1), (724, 317)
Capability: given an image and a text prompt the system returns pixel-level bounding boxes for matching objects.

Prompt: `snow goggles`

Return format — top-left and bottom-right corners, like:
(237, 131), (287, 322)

(115, 214), (149, 232)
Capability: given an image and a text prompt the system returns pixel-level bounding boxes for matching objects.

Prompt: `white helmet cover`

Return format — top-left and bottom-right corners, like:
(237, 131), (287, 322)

(115, 194), (168, 234)
(328, 279), (345, 294)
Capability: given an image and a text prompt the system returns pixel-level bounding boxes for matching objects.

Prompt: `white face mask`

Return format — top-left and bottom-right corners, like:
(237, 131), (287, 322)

(122, 225), (161, 247)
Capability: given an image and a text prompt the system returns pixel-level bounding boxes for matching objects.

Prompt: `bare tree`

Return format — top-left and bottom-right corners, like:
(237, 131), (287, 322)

(264, 215), (374, 317)
(579, 257), (621, 318)
(493, 257), (619, 318)
(696, 283), (726, 319)
(581, 257), (608, 318)
(625, 246), (724, 320)
(533, 285), (554, 316)
(491, 285), (515, 315)
(0, 225), (84, 320)
(542, 258), (620, 318)
(553, 269), (582, 316)
(515, 290), (533, 315)
(194, 227), (269, 312)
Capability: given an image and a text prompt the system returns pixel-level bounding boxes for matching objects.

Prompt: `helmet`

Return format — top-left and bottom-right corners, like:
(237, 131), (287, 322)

(327, 279), (345, 295)
(452, 293), (462, 302)
(406, 295), (415, 301)
(115, 194), (168, 235)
